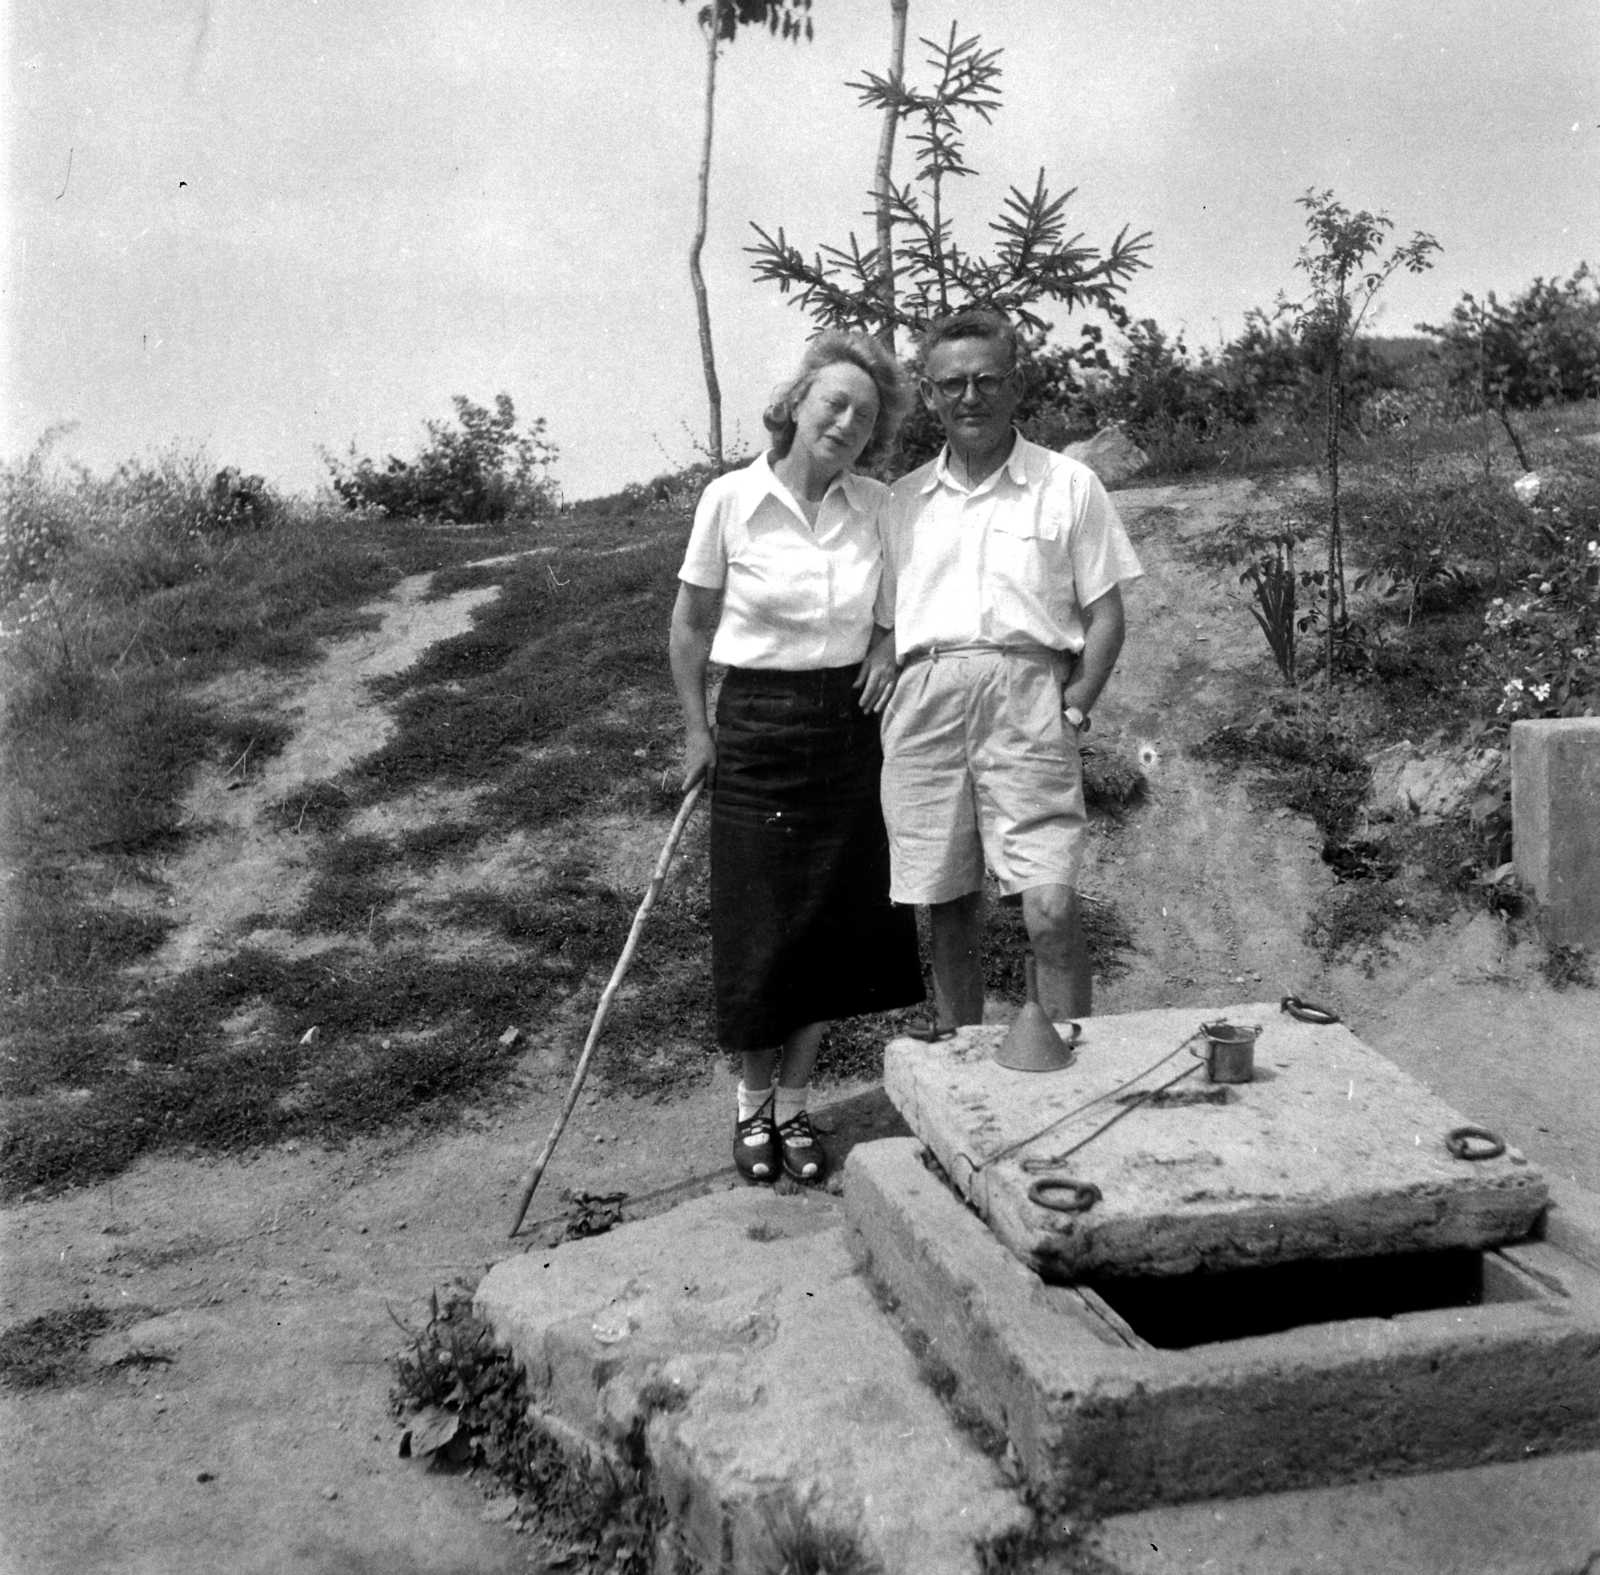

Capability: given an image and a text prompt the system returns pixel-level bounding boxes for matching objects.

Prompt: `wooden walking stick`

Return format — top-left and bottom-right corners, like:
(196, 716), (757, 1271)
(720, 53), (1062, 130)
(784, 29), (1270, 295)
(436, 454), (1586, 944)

(506, 782), (705, 1238)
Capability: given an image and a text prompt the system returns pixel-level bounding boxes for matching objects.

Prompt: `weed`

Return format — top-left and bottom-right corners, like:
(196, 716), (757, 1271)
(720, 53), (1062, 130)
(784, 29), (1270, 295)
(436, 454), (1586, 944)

(293, 836), (399, 935)
(978, 1522), (1121, 1575)
(1304, 884), (1402, 959)
(262, 782), (353, 837)
(0, 945), (538, 1195)
(0, 1305), (113, 1389)
(1541, 943), (1595, 991)
(3, 867), (171, 979)
(758, 1487), (885, 1575)
(1079, 745), (1147, 814)
(391, 1289), (664, 1572)
(1196, 720), (1371, 843)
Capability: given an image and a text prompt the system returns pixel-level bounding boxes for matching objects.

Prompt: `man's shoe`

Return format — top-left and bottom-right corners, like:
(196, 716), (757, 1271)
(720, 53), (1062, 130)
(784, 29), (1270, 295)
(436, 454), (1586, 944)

(777, 1109), (827, 1184)
(735, 1098), (779, 1183)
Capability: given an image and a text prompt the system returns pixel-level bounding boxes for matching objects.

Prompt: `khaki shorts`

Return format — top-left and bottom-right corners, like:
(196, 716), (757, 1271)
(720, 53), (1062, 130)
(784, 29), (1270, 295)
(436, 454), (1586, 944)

(880, 646), (1086, 904)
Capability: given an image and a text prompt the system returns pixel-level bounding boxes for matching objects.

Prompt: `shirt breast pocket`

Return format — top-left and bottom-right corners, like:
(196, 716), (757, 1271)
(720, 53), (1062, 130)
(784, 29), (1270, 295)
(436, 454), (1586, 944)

(990, 505), (1059, 543)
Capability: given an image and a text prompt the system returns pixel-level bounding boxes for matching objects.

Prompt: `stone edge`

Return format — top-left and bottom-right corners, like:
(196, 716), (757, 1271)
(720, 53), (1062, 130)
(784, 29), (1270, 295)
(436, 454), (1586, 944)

(844, 1137), (1600, 1517)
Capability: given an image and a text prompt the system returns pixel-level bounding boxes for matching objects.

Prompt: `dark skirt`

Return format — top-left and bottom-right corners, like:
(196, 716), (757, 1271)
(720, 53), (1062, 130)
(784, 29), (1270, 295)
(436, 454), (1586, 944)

(710, 665), (924, 1052)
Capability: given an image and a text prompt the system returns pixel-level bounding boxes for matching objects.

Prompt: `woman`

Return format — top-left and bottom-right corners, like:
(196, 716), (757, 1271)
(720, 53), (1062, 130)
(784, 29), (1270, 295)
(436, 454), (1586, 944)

(670, 332), (925, 1185)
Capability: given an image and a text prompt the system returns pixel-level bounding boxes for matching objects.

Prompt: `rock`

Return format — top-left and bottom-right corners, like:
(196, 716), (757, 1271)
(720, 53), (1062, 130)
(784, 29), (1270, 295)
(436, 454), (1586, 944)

(497, 1026), (522, 1048)
(299, 1026), (320, 1046)
(1063, 426), (1149, 486)
(1367, 740), (1503, 824)
(1512, 472), (1543, 505)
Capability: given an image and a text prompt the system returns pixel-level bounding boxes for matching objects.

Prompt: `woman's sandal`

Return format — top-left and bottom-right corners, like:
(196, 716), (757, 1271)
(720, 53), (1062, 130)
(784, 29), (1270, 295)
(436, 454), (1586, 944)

(735, 1098), (780, 1184)
(776, 1109), (827, 1184)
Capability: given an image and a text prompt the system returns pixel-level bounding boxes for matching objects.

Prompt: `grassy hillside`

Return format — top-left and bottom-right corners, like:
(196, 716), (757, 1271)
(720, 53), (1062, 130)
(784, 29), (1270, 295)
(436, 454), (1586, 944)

(5, 395), (1597, 1198)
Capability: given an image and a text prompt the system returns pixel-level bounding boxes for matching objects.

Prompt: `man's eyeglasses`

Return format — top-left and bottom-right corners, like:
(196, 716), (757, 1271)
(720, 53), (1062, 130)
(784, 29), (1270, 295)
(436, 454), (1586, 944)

(921, 370), (1015, 401)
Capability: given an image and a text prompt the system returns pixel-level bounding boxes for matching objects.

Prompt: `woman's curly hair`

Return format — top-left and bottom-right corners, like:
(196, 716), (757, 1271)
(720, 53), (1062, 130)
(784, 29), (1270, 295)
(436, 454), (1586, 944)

(763, 331), (913, 468)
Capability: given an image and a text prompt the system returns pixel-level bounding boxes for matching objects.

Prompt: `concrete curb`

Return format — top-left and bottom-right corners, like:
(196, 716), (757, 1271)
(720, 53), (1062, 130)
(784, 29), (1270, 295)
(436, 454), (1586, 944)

(1539, 1178), (1600, 1270)
(475, 1185), (1029, 1574)
(844, 1138), (1600, 1517)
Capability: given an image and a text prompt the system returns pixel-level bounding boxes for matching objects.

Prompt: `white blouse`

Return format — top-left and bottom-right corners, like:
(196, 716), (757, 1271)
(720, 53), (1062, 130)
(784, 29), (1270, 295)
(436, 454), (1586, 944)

(679, 453), (887, 670)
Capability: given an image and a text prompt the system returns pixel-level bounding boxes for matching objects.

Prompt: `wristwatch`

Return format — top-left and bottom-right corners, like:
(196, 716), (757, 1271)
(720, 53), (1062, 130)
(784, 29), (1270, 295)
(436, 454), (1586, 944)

(1063, 704), (1089, 731)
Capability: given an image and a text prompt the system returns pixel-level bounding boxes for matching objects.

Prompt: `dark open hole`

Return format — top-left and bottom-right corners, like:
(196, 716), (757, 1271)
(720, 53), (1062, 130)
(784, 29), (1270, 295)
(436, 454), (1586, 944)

(1088, 1248), (1539, 1350)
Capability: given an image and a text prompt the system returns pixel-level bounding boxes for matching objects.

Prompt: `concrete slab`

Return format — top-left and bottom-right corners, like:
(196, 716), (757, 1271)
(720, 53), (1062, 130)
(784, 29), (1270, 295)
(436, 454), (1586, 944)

(1513, 716), (1600, 946)
(474, 1184), (1028, 1575)
(845, 1138), (1600, 1517)
(1086, 1450), (1600, 1575)
(883, 1002), (1548, 1280)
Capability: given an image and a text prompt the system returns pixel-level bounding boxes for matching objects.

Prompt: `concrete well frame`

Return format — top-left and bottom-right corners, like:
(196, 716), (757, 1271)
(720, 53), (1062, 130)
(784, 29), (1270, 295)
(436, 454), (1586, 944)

(845, 1138), (1600, 1518)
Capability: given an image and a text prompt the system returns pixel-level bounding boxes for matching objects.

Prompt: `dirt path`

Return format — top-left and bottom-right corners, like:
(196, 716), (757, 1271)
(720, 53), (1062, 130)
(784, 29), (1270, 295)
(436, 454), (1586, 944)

(3, 484), (1597, 1574)
(149, 572), (503, 976)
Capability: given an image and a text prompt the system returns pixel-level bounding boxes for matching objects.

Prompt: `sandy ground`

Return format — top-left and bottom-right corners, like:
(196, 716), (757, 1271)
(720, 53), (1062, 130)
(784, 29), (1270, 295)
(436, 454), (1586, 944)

(2, 486), (1597, 1575)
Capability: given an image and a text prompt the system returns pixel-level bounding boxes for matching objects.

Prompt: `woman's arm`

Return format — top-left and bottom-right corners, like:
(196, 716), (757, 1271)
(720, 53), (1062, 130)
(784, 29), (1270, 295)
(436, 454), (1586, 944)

(670, 581), (722, 789)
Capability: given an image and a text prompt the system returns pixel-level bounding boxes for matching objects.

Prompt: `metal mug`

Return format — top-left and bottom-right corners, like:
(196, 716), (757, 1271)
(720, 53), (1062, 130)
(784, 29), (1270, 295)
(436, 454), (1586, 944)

(1197, 1021), (1260, 1084)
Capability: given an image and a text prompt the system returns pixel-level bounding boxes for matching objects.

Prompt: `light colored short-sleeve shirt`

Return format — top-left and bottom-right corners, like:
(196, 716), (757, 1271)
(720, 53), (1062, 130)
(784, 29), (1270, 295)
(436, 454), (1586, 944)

(877, 433), (1143, 657)
(679, 453), (888, 670)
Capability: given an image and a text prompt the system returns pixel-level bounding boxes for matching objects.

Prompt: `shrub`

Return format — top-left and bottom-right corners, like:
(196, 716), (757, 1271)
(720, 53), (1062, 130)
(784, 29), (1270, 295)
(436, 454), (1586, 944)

(990, 309), (1409, 478)
(0, 428), (81, 602)
(1422, 265), (1600, 411)
(325, 394), (559, 523)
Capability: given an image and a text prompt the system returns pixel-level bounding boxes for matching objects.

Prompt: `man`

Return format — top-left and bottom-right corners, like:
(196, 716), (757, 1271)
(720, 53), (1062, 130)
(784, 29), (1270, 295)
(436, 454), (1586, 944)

(877, 307), (1143, 1027)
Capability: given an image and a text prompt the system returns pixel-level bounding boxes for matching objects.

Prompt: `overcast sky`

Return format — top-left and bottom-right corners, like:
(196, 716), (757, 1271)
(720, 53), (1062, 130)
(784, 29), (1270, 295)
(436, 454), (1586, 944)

(7, 0), (1598, 500)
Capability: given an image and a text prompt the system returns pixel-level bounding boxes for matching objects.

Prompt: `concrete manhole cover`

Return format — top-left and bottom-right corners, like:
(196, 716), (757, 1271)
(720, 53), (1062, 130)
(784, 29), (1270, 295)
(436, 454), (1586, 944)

(884, 1001), (1549, 1280)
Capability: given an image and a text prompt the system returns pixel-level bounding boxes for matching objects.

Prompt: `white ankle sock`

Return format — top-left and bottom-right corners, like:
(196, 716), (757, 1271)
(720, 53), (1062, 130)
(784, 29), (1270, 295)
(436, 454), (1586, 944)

(737, 1083), (773, 1123)
(774, 1087), (808, 1130)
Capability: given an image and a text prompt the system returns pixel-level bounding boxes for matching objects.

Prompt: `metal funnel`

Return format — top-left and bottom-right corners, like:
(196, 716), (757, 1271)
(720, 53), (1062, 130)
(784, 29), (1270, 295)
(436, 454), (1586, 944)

(994, 956), (1079, 1072)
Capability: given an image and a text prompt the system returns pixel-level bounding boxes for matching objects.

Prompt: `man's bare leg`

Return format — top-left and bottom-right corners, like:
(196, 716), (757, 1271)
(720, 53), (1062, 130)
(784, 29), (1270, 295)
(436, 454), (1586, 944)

(1020, 883), (1092, 1020)
(928, 891), (985, 1027)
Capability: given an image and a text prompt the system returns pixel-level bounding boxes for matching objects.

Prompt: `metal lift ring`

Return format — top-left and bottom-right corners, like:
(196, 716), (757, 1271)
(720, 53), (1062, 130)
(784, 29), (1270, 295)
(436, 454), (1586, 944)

(1445, 1125), (1506, 1162)
(1027, 1177), (1102, 1214)
(1280, 995), (1341, 1025)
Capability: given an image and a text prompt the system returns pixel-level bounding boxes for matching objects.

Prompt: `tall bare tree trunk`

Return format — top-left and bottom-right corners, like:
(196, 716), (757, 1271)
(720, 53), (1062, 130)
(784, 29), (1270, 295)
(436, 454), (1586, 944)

(872, 0), (909, 352)
(1325, 335), (1342, 698)
(689, 7), (724, 469)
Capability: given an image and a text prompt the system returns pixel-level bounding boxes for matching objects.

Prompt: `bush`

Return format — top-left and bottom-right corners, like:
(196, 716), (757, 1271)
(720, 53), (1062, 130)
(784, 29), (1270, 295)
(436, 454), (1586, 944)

(1336, 449), (1600, 725)
(1422, 265), (1600, 411)
(325, 394), (559, 523)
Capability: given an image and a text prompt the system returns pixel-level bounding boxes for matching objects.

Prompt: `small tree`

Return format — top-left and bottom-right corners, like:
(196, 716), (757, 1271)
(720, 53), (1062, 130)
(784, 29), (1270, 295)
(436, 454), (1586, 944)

(868, 0), (910, 351)
(324, 395), (559, 522)
(1276, 189), (1438, 691)
(747, 24), (1149, 345)
(680, 0), (815, 469)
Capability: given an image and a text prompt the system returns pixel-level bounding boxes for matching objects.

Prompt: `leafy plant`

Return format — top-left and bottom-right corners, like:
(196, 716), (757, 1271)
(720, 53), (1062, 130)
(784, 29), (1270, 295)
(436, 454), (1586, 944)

(391, 1288), (667, 1571)
(1421, 264), (1600, 414)
(1276, 189), (1439, 690)
(324, 394), (558, 522)
(1242, 533), (1302, 683)
(747, 24), (1149, 341)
